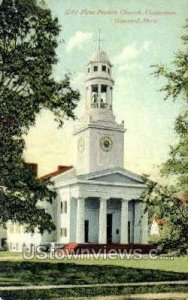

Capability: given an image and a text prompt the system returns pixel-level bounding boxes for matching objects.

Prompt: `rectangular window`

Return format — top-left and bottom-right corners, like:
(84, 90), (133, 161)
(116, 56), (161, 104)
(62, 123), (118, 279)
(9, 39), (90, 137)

(64, 201), (67, 213)
(92, 84), (98, 93)
(88, 68), (90, 73)
(94, 66), (98, 72)
(101, 85), (107, 93)
(102, 65), (106, 72)
(60, 228), (67, 237)
(61, 201), (67, 214)
(10, 224), (14, 234)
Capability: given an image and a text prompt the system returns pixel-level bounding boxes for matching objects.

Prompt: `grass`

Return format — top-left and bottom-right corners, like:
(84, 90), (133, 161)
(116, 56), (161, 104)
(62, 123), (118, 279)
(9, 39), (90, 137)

(62, 255), (188, 273)
(0, 285), (188, 299)
(0, 251), (21, 258)
(0, 260), (187, 287)
(0, 254), (187, 299)
(0, 251), (188, 273)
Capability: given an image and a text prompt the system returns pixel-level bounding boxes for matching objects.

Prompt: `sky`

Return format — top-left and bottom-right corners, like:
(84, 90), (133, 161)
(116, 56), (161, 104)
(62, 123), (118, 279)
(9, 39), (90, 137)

(24, 0), (187, 179)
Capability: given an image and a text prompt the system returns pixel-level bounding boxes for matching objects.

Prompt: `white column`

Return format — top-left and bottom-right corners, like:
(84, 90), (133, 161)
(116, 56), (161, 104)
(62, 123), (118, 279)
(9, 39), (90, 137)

(98, 84), (101, 107)
(98, 198), (107, 244)
(85, 87), (88, 108)
(141, 210), (148, 244)
(120, 199), (128, 244)
(110, 87), (113, 109)
(76, 197), (85, 243)
(107, 86), (111, 108)
(90, 86), (93, 107)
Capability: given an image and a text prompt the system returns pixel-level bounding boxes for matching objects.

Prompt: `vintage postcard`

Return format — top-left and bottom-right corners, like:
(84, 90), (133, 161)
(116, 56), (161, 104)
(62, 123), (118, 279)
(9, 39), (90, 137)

(0, 0), (187, 299)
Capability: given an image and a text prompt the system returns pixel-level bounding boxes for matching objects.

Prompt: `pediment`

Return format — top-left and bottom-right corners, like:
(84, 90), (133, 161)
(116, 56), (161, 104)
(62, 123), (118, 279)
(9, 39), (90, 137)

(81, 169), (144, 185)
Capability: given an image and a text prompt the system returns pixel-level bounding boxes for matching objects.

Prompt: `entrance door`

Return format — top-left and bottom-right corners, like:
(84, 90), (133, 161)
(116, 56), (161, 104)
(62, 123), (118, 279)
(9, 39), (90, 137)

(128, 221), (130, 244)
(107, 214), (112, 243)
(85, 220), (89, 243)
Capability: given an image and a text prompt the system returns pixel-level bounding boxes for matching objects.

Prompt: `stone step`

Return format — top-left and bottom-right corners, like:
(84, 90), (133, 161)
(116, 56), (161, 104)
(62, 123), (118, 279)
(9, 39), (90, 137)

(59, 243), (157, 254)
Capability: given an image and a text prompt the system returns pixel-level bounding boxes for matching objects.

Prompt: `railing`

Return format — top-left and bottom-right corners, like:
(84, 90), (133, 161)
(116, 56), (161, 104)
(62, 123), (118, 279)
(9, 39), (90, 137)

(91, 102), (112, 109)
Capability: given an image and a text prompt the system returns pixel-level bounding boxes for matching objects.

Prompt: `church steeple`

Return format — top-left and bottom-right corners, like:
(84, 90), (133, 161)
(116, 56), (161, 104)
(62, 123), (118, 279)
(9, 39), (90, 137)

(74, 48), (125, 175)
(85, 49), (114, 111)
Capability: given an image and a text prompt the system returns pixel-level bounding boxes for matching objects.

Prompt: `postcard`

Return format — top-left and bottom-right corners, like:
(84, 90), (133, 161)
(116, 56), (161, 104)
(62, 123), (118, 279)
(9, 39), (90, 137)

(0, 0), (187, 299)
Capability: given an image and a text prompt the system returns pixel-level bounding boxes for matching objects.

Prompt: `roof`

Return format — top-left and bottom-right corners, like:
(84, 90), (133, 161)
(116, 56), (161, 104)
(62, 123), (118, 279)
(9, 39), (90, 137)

(153, 216), (166, 225)
(173, 191), (188, 204)
(40, 165), (73, 180)
(77, 167), (144, 184)
(89, 49), (111, 64)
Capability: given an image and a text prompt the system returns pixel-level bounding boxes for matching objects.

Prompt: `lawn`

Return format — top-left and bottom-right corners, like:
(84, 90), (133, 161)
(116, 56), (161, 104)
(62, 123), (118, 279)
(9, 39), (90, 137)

(0, 251), (187, 273)
(1, 285), (188, 300)
(0, 259), (187, 287)
(0, 254), (187, 299)
(61, 255), (188, 273)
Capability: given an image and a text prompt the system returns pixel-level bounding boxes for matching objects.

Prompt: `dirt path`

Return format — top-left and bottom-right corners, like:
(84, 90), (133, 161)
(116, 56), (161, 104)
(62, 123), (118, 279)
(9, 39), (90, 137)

(53, 294), (188, 300)
(0, 280), (187, 291)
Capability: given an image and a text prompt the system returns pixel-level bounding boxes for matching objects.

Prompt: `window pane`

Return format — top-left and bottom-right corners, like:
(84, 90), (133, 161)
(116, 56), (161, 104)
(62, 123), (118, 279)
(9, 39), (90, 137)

(101, 85), (107, 93)
(92, 85), (98, 93)
(64, 201), (67, 213)
(102, 65), (106, 71)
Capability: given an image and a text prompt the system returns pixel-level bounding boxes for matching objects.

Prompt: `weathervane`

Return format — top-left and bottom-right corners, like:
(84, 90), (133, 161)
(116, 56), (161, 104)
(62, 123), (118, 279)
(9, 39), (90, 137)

(95, 28), (104, 50)
(98, 28), (101, 50)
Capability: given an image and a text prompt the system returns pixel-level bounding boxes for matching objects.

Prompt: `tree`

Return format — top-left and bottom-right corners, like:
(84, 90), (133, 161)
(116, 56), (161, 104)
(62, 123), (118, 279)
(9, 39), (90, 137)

(0, 0), (80, 232)
(142, 20), (188, 253)
(152, 20), (188, 191)
(142, 177), (188, 253)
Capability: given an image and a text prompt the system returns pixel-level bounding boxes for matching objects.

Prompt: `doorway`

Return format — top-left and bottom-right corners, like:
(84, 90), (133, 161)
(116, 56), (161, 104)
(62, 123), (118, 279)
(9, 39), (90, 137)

(85, 220), (89, 243)
(107, 214), (113, 243)
(128, 221), (130, 244)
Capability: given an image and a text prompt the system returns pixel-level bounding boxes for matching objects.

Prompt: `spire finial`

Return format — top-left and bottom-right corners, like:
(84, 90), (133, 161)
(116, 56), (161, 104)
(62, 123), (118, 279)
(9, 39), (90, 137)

(94, 29), (104, 50)
(98, 28), (101, 50)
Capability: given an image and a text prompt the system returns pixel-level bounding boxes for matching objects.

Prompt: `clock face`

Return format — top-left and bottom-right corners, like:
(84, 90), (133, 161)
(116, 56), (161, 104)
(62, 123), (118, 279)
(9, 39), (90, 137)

(78, 137), (85, 153)
(100, 136), (113, 152)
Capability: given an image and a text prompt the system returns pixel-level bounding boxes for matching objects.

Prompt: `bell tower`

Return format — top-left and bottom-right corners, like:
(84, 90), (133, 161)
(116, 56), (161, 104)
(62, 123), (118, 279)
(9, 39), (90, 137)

(74, 49), (125, 175)
(86, 50), (114, 112)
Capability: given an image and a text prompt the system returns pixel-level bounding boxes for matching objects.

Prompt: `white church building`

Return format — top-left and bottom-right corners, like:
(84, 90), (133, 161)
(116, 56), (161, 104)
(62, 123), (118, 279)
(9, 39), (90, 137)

(6, 48), (148, 251)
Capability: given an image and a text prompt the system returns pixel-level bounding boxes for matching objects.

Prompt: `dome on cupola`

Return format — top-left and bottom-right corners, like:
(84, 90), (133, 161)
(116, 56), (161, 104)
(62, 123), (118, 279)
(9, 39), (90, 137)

(89, 49), (111, 65)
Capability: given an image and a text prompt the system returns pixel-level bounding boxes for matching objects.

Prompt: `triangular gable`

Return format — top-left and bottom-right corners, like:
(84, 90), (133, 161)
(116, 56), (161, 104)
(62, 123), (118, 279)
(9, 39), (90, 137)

(83, 169), (144, 185)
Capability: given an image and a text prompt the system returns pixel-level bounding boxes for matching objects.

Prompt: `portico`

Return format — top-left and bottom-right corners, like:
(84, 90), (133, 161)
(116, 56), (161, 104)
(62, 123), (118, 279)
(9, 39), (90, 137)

(74, 197), (127, 244)
(73, 196), (146, 245)
(54, 166), (148, 245)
